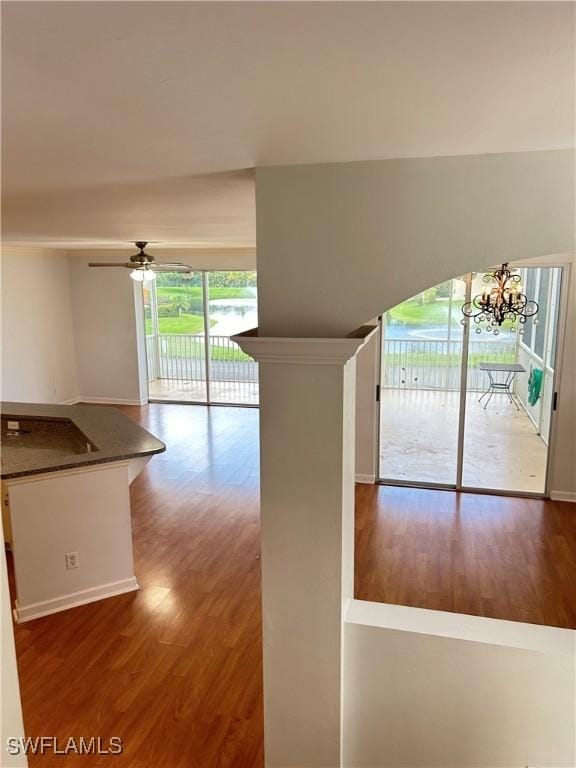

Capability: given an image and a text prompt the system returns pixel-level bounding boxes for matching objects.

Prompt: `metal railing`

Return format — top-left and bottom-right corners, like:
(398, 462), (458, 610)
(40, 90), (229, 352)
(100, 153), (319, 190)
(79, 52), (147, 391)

(382, 338), (517, 391)
(145, 335), (160, 381)
(146, 333), (259, 403)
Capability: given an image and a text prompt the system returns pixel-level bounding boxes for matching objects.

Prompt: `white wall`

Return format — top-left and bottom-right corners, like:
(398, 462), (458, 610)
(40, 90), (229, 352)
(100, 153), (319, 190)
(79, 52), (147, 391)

(344, 600), (575, 768)
(1, 247), (78, 404)
(256, 150), (573, 337)
(355, 323), (379, 482)
(1, 544), (27, 767)
(8, 462), (137, 622)
(256, 152), (576, 496)
(552, 257), (576, 500)
(67, 252), (145, 404)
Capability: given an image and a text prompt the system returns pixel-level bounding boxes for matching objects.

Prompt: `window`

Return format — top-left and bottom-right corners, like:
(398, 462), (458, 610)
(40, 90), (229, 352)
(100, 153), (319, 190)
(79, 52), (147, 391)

(522, 269), (537, 350)
(534, 268), (550, 360)
(547, 270), (561, 370)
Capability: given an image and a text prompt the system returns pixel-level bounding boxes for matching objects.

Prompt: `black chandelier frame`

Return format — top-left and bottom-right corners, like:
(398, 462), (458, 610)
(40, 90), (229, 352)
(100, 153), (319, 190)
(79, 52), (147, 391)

(461, 263), (539, 334)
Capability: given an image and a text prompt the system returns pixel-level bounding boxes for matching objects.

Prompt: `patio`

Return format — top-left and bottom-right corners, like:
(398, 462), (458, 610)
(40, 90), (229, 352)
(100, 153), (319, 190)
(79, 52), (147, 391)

(379, 388), (548, 493)
(149, 377), (259, 405)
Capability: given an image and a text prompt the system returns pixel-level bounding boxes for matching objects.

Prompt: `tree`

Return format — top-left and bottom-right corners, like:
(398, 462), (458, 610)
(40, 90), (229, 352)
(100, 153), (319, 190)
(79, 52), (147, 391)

(420, 286), (438, 305)
(172, 296), (189, 316)
(435, 280), (452, 298)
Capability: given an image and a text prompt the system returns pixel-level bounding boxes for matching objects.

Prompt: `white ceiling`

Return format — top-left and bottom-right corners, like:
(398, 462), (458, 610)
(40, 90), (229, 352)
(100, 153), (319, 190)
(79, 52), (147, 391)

(2, 1), (574, 247)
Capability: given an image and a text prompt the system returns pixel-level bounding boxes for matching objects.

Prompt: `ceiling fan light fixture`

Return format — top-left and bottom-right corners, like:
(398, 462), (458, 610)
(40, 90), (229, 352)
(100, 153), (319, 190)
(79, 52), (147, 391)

(130, 268), (156, 282)
(90, 242), (191, 278)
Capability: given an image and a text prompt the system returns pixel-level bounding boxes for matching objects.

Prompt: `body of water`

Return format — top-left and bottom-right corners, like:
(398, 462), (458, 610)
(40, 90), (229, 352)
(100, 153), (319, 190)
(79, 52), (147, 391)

(209, 297), (258, 336)
(385, 323), (516, 343)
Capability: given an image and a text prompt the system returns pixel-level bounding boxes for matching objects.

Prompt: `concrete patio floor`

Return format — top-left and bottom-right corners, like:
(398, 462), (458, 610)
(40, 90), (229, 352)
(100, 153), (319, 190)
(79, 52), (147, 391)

(379, 389), (548, 494)
(148, 378), (259, 405)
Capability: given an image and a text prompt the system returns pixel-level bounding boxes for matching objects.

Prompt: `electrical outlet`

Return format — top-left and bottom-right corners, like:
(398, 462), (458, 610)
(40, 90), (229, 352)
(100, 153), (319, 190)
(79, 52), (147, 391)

(65, 552), (79, 569)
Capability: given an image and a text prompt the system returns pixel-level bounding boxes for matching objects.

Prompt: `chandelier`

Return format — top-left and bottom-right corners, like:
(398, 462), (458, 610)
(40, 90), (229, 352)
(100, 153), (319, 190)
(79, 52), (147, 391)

(461, 263), (539, 335)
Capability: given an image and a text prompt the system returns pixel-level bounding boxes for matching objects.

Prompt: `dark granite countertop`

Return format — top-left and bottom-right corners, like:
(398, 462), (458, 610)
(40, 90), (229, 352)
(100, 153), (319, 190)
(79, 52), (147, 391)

(1, 402), (165, 479)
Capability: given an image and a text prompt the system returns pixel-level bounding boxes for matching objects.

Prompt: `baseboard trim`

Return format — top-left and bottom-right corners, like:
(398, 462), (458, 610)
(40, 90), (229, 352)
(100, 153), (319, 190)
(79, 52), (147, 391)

(550, 491), (576, 503)
(78, 396), (148, 406)
(58, 396), (80, 405)
(356, 473), (376, 484)
(13, 576), (139, 623)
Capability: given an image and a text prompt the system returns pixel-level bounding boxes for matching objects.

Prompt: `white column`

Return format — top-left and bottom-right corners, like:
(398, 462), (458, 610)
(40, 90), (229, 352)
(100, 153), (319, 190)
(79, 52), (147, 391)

(233, 327), (377, 767)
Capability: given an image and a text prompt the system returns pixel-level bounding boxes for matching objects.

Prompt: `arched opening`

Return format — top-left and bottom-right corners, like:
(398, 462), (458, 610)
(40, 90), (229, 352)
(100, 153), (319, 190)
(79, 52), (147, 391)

(378, 264), (565, 496)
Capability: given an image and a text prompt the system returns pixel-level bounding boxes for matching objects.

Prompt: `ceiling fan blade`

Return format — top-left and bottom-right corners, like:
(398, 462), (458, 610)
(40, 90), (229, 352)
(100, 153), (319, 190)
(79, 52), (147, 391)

(88, 262), (133, 268)
(151, 263), (192, 272)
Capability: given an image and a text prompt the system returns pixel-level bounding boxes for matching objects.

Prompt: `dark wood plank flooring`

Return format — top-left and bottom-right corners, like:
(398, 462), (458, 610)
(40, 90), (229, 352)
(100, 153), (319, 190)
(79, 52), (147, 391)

(8, 403), (576, 767)
(355, 483), (576, 628)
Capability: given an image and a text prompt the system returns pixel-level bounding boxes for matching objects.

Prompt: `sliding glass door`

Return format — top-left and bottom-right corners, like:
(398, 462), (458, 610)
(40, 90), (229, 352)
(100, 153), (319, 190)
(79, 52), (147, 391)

(379, 278), (466, 486)
(145, 271), (208, 403)
(207, 271), (259, 405)
(461, 267), (562, 494)
(379, 266), (563, 496)
(143, 270), (258, 406)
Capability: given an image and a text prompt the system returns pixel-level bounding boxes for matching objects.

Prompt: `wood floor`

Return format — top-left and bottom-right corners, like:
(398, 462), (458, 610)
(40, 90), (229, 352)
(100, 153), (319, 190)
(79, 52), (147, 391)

(8, 403), (576, 766)
(10, 404), (263, 768)
(355, 483), (576, 628)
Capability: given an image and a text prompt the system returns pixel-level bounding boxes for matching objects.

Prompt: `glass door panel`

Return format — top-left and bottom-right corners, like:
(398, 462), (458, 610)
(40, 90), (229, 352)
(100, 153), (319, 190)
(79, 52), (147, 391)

(379, 277), (466, 486)
(207, 270), (258, 405)
(146, 272), (208, 403)
(461, 267), (561, 494)
(143, 283), (159, 384)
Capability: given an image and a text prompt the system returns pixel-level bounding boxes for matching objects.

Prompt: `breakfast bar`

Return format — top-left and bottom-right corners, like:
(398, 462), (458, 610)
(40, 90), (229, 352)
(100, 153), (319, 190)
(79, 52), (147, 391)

(1, 402), (165, 622)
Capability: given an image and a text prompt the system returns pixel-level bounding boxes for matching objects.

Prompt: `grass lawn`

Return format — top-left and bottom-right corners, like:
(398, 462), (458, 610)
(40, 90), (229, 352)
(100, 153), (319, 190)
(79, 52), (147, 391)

(156, 336), (252, 362)
(160, 315), (209, 334)
(385, 351), (515, 368)
(388, 299), (458, 326)
(145, 316), (252, 361)
(145, 315), (212, 334)
(156, 286), (254, 301)
(388, 299), (516, 331)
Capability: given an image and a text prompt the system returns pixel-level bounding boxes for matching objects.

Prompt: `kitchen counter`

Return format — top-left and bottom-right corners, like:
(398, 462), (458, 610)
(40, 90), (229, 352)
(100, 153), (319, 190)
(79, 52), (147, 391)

(1, 402), (165, 479)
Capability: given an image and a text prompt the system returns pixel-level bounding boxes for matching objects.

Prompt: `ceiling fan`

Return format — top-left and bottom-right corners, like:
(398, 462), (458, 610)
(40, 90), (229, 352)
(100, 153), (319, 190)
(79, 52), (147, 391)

(89, 242), (192, 282)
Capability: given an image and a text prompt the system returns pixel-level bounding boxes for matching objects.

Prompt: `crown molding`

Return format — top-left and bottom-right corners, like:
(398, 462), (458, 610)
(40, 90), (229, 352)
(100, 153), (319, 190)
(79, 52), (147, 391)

(231, 325), (378, 365)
